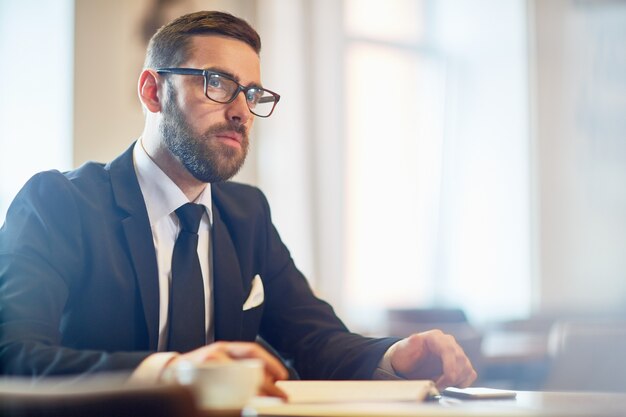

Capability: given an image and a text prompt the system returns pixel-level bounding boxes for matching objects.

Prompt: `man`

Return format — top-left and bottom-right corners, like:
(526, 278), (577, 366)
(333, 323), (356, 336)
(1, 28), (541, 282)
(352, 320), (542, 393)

(0, 11), (476, 393)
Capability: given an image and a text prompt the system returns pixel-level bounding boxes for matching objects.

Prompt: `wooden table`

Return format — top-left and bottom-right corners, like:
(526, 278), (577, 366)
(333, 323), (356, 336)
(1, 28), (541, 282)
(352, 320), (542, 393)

(248, 391), (626, 417)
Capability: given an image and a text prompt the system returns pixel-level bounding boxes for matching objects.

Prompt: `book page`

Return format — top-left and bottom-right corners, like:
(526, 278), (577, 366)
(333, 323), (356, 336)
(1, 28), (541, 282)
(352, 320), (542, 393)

(276, 380), (437, 404)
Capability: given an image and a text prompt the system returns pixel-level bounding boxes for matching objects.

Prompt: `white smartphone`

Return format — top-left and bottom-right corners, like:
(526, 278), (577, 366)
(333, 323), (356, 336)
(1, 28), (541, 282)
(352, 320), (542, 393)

(442, 387), (517, 400)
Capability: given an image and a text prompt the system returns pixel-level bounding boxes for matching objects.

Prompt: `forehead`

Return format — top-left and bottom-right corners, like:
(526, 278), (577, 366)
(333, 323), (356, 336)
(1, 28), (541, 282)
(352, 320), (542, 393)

(184, 35), (261, 84)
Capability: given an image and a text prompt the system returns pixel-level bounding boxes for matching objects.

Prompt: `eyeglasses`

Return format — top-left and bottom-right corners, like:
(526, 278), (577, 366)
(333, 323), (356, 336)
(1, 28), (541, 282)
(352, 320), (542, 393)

(156, 68), (280, 118)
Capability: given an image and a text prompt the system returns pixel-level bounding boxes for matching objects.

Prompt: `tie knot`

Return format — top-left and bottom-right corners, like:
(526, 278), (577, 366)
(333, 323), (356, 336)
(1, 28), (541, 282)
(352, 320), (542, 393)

(175, 203), (204, 233)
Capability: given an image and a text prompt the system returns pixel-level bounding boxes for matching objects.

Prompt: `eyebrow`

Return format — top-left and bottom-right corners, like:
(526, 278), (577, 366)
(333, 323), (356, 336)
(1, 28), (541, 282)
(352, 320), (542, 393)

(203, 66), (264, 89)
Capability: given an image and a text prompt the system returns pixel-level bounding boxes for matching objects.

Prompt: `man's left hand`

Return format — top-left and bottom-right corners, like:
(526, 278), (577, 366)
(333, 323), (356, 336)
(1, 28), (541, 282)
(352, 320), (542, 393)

(388, 330), (477, 389)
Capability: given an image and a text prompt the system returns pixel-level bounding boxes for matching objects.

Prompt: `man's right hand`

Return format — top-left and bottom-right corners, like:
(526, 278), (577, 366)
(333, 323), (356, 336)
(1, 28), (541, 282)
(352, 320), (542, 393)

(167, 341), (289, 398)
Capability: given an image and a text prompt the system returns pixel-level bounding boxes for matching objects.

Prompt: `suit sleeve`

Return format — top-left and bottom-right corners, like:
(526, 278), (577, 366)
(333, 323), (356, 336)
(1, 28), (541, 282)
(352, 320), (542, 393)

(0, 172), (149, 377)
(254, 189), (399, 380)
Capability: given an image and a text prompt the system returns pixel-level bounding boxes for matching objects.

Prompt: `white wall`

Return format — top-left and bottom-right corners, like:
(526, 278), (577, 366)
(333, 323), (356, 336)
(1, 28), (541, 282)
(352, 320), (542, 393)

(73, 0), (146, 166)
(533, 0), (626, 315)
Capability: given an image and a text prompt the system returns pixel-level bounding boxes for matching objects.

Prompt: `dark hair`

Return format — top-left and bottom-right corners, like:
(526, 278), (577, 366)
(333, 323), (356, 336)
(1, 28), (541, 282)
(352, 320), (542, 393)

(144, 10), (261, 69)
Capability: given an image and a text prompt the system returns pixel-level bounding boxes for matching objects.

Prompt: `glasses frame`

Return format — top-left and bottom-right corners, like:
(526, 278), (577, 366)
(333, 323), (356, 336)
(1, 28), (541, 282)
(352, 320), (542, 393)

(155, 67), (280, 118)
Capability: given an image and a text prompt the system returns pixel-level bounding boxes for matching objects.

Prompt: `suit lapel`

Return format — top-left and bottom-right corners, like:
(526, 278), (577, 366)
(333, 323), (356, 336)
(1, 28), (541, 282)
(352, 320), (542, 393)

(211, 199), (244, 341)
(107, 144), (160, 350)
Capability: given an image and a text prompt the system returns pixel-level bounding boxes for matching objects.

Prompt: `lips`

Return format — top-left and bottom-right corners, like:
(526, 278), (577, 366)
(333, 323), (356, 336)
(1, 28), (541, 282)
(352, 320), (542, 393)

(215, 131), (243, 145)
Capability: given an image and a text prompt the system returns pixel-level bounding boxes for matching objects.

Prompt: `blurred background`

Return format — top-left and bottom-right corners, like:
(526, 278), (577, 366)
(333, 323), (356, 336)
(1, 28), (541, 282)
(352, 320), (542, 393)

(1, 0), (625, 390)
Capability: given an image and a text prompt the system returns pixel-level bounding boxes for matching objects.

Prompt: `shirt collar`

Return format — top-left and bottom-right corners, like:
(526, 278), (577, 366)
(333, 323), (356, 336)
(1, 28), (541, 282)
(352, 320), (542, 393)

(133, 139), (213, 226)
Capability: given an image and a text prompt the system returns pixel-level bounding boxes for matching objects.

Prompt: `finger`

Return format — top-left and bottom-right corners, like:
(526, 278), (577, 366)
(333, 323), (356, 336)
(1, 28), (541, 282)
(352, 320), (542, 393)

(221, 342), (289, 381)
(201, 349), (234, 362)
(422, 334), (474, 387)
(258, 376), (288, 400)
(459, 368), (478, 388)
(173, 347), (232, 366)
(259, 383), (288, 400)
(435, 368), (474, 389)
(434, 349), (476, 389)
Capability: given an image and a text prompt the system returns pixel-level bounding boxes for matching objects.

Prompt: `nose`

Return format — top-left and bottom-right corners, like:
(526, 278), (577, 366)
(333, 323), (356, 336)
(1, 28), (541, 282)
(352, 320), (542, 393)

(225, 90), (252, 125)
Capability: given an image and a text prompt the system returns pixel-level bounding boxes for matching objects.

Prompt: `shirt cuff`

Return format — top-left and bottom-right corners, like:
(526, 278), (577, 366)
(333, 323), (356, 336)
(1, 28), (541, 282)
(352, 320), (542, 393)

(129, 352), (180, 384)
(373, 341), (403, 380)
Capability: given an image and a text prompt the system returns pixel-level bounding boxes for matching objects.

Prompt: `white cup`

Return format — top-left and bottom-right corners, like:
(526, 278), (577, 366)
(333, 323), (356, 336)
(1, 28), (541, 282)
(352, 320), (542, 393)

(164, 359), (264, 411)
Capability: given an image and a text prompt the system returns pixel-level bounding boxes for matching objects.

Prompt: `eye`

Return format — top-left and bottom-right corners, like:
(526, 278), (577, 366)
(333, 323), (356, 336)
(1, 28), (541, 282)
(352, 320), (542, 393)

(207, 74), (223, 89)
(246, 88), (263, 104)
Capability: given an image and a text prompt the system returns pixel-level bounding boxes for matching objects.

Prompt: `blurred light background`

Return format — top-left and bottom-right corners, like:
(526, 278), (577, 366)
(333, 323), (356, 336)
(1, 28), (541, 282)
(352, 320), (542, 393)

(1, 0), (626, 387)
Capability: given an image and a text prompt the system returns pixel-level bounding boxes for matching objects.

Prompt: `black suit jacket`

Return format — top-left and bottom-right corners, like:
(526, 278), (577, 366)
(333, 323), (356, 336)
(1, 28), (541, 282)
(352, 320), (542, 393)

(0, 144), (396, 379)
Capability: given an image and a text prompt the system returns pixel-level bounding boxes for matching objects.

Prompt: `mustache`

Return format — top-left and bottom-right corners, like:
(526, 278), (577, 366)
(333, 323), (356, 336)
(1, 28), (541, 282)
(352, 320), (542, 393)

(203, 122), (248, 138)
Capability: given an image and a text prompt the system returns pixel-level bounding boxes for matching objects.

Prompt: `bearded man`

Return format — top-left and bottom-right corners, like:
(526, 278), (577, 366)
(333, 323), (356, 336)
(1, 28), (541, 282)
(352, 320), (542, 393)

(0, 11), (476, 394)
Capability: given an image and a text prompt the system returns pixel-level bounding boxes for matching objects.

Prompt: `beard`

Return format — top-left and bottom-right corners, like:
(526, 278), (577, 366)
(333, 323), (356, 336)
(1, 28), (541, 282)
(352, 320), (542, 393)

(159, 89), (249, 183)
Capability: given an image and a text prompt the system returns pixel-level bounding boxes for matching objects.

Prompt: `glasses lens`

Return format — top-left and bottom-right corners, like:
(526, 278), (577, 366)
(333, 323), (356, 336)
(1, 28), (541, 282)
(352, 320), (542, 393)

(205, 73), (237, 103)
(247, 88), (277, 117)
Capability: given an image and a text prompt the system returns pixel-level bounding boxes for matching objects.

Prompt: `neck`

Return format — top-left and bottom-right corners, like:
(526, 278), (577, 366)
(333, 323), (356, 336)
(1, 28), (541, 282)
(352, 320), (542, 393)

(139, 136), (208, 202)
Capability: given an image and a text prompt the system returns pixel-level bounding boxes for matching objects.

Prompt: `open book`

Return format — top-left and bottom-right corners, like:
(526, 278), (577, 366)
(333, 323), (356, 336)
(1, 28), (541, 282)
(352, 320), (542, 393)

(277, 380), (438, 403)
(249, 380), (439, 417)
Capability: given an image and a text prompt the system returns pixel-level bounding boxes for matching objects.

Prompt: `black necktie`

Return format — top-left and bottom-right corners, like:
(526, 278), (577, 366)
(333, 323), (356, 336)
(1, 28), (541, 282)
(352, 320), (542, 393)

(167, 203), (206, 352)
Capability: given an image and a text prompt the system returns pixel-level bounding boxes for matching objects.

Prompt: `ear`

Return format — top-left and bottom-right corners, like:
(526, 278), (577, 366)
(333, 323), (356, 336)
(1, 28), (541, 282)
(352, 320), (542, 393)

(138, 69), (162, 113)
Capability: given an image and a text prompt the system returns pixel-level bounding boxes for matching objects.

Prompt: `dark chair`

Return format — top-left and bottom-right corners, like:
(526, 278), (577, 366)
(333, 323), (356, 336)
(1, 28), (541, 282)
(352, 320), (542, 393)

(543, 320), (626, 392)
(387, 308), (469, 328)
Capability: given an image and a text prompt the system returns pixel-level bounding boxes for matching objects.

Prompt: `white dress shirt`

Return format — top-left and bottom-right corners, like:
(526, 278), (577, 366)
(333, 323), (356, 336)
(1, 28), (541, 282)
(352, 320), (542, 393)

(133, 140), (214, 351)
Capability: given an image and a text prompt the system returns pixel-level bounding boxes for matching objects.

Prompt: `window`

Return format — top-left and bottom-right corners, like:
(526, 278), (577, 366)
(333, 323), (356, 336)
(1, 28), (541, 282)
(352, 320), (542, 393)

(342, 0), (531, 328)
(0, 0), (73, 223)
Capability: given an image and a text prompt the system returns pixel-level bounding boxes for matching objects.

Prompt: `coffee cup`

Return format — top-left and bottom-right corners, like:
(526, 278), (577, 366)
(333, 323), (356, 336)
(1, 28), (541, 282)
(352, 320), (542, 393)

(163, 359), (264, 412)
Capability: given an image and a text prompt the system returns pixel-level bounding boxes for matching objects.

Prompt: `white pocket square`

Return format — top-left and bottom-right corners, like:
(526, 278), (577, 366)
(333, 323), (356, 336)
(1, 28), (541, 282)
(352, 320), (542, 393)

(243, 274), (264, 310)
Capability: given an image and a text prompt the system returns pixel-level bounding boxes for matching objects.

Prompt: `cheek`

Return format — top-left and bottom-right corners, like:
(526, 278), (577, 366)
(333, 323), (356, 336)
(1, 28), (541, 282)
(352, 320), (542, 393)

(187, 103), (225, 127)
